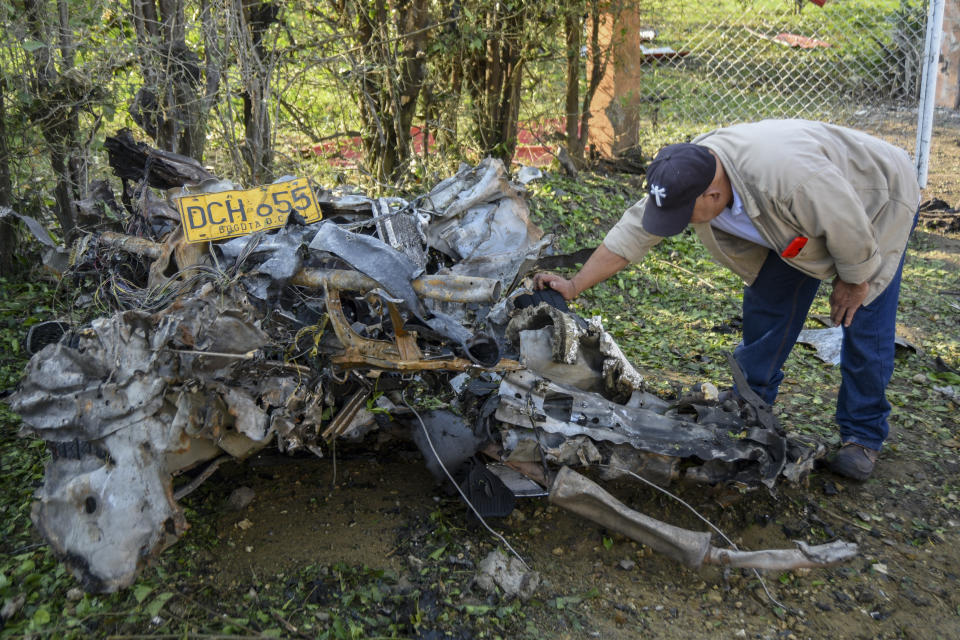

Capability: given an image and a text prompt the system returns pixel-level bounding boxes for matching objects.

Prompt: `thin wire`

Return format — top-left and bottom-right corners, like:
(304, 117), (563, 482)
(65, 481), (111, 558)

(401, 394), (530, 570)
(598, 464), (792, 614)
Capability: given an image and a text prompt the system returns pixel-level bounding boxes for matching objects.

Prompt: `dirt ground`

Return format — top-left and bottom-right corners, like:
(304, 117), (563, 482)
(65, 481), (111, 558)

(168, 116), (960, 640)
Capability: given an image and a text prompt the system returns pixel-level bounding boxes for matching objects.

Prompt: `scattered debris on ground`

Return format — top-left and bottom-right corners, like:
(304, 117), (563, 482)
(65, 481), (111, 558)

(9, 130), (854, 594)
(919, 198), (960, 232)
(475, 549), (541, 601)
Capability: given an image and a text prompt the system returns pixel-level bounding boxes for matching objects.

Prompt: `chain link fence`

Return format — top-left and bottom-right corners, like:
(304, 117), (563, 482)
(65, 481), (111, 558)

(629, 0), (928, 152)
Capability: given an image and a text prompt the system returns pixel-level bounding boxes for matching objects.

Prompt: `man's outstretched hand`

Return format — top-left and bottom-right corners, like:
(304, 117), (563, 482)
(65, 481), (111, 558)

(531, 245), (630, 302)
(830, 279), (870, 327)
(533, 273), (578, 301)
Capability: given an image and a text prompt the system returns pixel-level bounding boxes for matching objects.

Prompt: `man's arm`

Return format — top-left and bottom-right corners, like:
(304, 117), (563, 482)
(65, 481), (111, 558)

(533, 244), (629, 301)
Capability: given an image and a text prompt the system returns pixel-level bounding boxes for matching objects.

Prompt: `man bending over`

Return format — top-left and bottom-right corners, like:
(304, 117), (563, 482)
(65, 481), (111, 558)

(535, 120), (920, 481)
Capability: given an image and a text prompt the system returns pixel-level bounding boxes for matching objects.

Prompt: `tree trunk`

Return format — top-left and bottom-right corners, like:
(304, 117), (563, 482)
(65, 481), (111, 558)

(0, 83), (18, 276)
(429, 57), (463, 157)
(425, 3), (464, 159)
(465, 0), (527, 166)
(22, 0), (83, 235)
(199, 0), (224, 158)
(129, 0), (206, 159)
(349, 0), (431, 184)
(579, 0), (616, 159)
(564, 6), (581, 158)
(236, 0), (279, 183)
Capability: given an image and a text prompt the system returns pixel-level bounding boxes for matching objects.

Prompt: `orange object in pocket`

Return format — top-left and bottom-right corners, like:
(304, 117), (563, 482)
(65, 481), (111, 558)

(780, 236), (808, 258)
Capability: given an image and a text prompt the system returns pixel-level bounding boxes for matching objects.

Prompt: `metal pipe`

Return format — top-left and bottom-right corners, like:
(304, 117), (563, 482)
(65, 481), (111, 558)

(99, 231), (163, 260)
(549, 466), (713, 568)
(292, 269), (501, 304)
(915, 0), (945, 188)
(704, 541), (858, 570)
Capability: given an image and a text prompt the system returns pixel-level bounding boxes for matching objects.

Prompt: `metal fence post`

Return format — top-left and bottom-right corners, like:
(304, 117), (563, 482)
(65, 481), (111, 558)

(916, 0), (945, 188)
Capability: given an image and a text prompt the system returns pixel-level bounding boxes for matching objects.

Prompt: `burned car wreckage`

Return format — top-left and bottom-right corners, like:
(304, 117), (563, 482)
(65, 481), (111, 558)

(10, 132), (856, 593)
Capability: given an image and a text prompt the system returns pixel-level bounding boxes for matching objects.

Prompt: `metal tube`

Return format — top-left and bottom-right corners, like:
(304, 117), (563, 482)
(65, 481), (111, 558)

(549, 466), (713, 568)
(704, 541), (858, 570)
(292, 269), (501, 304)
(99, 231), (163, 260)
(915, 0), (945, 188)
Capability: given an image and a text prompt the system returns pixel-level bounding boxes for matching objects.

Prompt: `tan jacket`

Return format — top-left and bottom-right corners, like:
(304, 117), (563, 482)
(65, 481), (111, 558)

(603, 120), (920, 305)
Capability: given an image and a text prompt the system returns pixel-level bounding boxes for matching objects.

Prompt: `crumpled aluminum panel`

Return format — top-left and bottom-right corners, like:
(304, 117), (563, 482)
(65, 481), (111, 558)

(310, 220), (427, 318)
(507, 303), (644, 401)
(12, 313), (172, 442)
(9, 285), (281, 592)
(495, 369), (789, 487)
(421, 158), (547, 285)
(33, 424), (185, 593)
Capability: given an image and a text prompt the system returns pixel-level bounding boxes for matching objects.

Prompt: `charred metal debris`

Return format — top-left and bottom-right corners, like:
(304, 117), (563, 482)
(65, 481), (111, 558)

(9, 132), (853, 593)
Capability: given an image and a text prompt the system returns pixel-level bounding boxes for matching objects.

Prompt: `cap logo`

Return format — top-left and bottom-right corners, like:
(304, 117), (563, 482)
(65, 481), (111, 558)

(649, 184), (666, 207)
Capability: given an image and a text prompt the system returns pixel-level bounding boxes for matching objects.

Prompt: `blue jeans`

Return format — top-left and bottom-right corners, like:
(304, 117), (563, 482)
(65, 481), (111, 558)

(733, 245), (910, 451)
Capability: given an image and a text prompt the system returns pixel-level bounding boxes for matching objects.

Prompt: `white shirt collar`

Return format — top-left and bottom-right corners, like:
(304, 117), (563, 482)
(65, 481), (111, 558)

(729, 187), (743, 216)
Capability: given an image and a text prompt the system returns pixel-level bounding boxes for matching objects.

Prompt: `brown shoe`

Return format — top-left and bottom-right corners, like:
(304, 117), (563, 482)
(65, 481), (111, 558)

(827, 443), (878, 481)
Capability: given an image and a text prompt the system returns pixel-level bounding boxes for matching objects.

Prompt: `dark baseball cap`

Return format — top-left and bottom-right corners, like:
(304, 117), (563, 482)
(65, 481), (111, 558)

(642, 143), (716, 236)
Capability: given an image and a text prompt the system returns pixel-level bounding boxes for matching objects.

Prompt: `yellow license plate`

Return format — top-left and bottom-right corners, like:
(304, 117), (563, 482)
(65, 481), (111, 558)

(174, 178), (322, 243)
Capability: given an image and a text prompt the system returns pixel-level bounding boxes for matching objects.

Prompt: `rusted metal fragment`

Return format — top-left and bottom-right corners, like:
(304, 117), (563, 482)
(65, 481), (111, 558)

(322, 282), (520, 373)
(321, 389), (370, 442)
(599, 447), (679, 486)
(484, 463), (549, 497)
(481, 442), (550, 488)
(146, 227), (209, 289)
